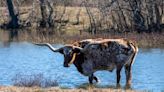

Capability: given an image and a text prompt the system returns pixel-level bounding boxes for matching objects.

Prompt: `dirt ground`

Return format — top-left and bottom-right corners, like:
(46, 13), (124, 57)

(0, 86), (140, 92)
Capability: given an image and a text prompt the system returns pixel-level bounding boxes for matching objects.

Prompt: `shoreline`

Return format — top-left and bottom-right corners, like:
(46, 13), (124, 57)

(0, 86), (138, 92)
(1, 30), (164, 48)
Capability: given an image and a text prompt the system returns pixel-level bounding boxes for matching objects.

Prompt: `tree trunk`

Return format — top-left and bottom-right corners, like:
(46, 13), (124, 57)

(116, 0), (129, 32)
(39, 0), (54, 28)
(128, 0), (146, 33)
(6, 0), (19, 28)
(84, 1), (97, 34)
(154, 3), (161, 31)
(47, 1), (54, 27)
(39, 0), (48, 27)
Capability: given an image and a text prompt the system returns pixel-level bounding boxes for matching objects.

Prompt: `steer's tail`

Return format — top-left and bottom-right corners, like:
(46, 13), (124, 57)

(128, 40), (138, 65)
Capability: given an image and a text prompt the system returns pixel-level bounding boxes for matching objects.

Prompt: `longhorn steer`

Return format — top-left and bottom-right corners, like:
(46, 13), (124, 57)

(35, 38), (138, 87)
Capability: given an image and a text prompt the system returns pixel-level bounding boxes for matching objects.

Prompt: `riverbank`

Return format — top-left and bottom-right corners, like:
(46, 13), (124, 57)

(0, 86), (138, 92)
(1, 30), (164, 48)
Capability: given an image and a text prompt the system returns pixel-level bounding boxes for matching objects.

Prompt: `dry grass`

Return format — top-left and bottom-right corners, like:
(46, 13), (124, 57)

(1, 29), (164, 48)
(12, 73), (58, 88)
(0, 86), (142, 92)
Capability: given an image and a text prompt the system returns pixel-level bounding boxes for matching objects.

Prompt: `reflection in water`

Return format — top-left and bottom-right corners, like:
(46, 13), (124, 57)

(8, 30), (18, 42)
(0, 42), (164, 91)
(0, 30), (18, 47)
(0, 28), (59, 47)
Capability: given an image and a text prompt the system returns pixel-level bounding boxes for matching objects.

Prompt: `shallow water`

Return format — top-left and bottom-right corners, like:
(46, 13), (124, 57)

(0, 42), (164, 90)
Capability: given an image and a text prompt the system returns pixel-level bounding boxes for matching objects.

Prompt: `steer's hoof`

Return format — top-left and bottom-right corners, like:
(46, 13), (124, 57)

(125, 83), (131, 89)
(93, 76), (100, 83)
(89, 78), (100, 84)
(116, 83), (121, 88)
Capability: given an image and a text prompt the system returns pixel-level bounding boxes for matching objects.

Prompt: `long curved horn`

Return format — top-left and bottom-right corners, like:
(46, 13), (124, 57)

(34, 43), (63, 52)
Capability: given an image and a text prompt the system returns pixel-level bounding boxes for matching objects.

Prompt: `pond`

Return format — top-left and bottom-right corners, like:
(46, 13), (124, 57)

(0, 42), (164, 91)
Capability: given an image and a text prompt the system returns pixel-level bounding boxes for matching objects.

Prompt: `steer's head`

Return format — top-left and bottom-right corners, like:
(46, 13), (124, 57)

(55, 45), (82, 67)
(34, 43), (82, 67)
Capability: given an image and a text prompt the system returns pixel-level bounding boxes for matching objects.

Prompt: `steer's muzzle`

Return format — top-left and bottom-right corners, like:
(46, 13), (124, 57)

(64, 63), (70, 67)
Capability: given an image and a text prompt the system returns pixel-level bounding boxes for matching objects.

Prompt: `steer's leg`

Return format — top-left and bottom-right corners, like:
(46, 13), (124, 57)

(125, 65), (132, 88)
(88, 74), (98, 84)
(116, 64), (123, 86)
(93, 75), (99, 82)
(89, 74), (93, 84)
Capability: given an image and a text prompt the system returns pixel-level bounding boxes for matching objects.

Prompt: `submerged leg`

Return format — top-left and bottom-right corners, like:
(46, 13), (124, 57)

(88, 74), (99, 84)
(93, 75), (99, 82)
(125, 65), (132, 88)
(116, 64), (123, 85)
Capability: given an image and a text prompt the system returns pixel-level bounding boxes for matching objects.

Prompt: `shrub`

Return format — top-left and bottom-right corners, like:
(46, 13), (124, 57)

(12, 73), (58, 88)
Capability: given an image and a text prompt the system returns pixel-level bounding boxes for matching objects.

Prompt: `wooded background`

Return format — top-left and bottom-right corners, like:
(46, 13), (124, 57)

(0, 0), (163, 34)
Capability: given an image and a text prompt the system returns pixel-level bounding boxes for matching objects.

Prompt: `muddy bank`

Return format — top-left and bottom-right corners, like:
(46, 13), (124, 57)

(0, 86), (138, 92)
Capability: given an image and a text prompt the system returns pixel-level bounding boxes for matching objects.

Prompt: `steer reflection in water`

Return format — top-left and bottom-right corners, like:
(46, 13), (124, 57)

(35, 38), (138, 88)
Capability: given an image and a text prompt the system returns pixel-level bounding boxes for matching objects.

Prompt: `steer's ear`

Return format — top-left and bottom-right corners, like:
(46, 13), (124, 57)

(73, 47), (82, 53)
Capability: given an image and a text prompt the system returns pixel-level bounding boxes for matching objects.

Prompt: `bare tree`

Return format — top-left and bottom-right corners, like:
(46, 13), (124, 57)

(39, 0), (54, 28)
(83, 0), (97, 34)
(6, 0), (19, 28)
(128, 0), (146, 32)
(145, 0), (164, 32)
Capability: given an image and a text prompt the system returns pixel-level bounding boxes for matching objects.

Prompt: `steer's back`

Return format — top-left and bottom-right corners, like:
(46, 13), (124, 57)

(81, 39), (138, 74)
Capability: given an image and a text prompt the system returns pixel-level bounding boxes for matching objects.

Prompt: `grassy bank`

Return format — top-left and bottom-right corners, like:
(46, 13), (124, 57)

(0, 86), (140, 92)
(1, 30), (164, 48)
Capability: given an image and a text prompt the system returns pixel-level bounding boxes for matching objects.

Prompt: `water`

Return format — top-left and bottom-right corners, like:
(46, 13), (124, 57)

(0, 42), (164, 90)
